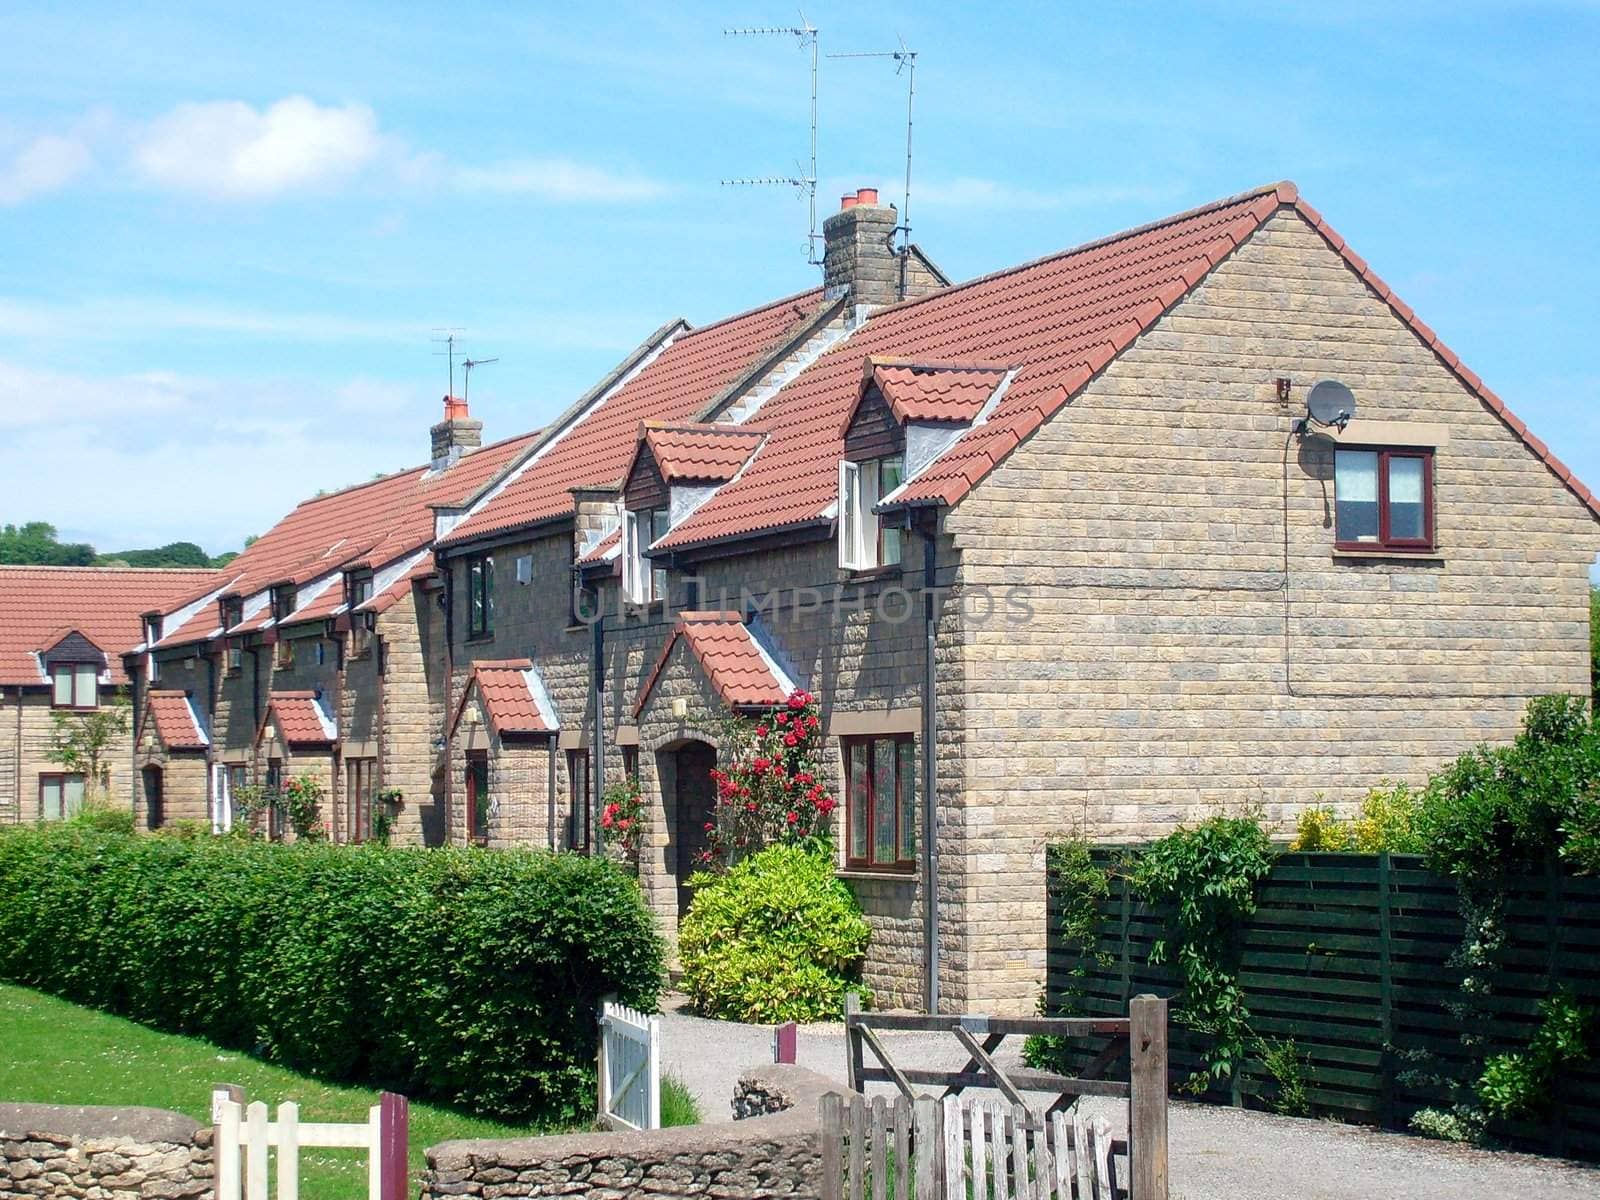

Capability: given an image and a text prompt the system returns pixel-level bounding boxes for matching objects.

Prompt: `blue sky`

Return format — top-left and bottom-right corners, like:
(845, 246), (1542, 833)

(2, 1), (1597, 555)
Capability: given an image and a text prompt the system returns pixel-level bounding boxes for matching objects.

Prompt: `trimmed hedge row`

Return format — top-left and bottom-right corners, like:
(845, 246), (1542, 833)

(0, 825), (663, 1124)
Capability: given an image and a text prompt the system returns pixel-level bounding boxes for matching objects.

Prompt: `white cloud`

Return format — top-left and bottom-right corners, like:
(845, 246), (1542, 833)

(0, 132), (93, 205)
(131, 95), (382, 198)
(450, 157), (668, 202)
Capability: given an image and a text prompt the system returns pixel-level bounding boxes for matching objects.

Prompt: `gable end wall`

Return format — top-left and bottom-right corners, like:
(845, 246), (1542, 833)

(945, 207), (1600, 1012)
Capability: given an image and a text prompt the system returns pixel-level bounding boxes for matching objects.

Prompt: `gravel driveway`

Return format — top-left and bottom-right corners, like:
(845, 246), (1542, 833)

(658, 997), (1600, 1200)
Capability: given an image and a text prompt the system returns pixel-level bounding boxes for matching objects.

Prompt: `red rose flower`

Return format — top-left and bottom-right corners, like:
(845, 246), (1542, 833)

(786, 810), (798, 824)
(756, 725), (769, 737)
(784, 732), (799, 747)
(746, 801), (758, 812)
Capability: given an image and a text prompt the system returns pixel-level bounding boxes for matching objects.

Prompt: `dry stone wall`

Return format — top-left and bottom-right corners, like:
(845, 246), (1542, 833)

(0, 1104), (210, 1200)
(420, 1064), (834, 1200)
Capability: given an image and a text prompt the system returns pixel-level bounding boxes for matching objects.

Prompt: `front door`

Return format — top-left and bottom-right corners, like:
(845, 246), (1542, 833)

(465, 752), (489, 845)
(672, 741), (717, 919)
(142, 766), (164, 829)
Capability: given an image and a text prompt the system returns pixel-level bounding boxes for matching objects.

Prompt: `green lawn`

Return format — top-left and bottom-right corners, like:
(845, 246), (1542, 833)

(0, 984), (553, 1200)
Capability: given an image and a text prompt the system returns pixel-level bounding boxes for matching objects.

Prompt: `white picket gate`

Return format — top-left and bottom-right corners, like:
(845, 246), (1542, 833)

(597, 1000), (660, 1131)
(211, 1086), (408, 1200)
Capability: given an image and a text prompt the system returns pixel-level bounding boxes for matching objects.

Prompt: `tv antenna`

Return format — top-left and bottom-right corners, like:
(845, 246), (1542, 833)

(462, 356), (498, 405)
(431, 328), (465, 397)
(722, 14), (821, 265)
(831, 37), (919, 274)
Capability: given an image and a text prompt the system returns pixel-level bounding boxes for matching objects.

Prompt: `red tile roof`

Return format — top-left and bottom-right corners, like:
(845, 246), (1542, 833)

(866, 359), (1010, 424)
(261, 690), (335, 747)
(0, 566), (219, 685)
(658, 181), (1600, 549)
(439, 289), (827, 546)
(633, 611), (795, 716)
(641, 423), (766, 483)
(450, 658), (559, 737)
(153, 431), (536, 650)
(143, 689), (208, 750)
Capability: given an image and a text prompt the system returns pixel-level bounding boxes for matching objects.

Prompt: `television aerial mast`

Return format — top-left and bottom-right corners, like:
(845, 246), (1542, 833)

(462, 357), (498, 405)
(431, 328), (466, 397)
(830, 37), (919, 262)
(721, 14), (822, 266)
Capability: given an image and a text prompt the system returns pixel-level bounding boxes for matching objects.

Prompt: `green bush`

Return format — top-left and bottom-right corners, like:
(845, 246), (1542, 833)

(679, 844), (870, 1022)
(0, 826), (663, 1124)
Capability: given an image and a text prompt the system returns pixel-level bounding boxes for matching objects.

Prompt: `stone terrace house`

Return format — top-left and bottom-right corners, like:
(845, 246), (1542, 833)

(0, 566), (215, 824)
(428, 181), (1600, 1015)
(126, 404), (536, 840)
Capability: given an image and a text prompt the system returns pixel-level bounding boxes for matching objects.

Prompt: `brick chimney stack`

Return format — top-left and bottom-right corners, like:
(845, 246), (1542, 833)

(823, 186), (900, 313)
(430, 396), (482, 471)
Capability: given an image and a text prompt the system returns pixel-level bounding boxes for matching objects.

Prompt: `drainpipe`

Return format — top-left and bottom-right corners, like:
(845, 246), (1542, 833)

(546, 736), (557, 851)
(590, 613), (606, 854)
(921, 518), (941, 1014)
(439, 555), (455, 844)
(12, 687), (22, 819)
(205, 652), (217, 814)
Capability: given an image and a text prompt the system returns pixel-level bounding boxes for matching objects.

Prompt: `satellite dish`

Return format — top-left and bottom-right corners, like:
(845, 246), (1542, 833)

(1306, 379), (1356, 430)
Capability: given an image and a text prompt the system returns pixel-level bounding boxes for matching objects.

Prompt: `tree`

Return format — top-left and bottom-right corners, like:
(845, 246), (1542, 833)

(46, 693), (132, 805)
(98, 541), (214, 568)
(0, 522), (96, 566)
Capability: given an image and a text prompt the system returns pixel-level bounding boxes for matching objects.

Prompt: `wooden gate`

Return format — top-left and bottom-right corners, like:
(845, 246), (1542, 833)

(211, 1086), (407, 1200)
(820, 1092), (1118, 1200)
(598, 1000), (661, 1130)
(838, 994), (1167, 1200)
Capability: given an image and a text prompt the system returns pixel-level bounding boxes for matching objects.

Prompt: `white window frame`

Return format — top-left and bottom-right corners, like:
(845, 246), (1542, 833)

(621, 509), (645, 604)
(212, 764), (235, 834)
(839, 460), (868, 570)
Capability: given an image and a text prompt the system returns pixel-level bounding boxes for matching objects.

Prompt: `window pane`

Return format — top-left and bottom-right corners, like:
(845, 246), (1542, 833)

(42, 780), (62, 820)
(64, 777), (85, 817)
(1335, 451), (1379, 542)
(897, 739), (916, 862)
(848, 744), (868, 861)
(76, 665), (98, 704)
(1388, 456), (1426, 540)
(651, 507), (671, 541)
(881, 526), (903, 567)
(52, 670), (72, 706)
(873, 739), (897, 865)
(880, 455), (904, 495)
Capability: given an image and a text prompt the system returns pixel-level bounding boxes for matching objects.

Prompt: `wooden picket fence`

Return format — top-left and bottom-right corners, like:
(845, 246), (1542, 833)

(597, 1000), (661, 1131)
(210, 1085), (407, 1200)
(820, 1092), (1118, 1200)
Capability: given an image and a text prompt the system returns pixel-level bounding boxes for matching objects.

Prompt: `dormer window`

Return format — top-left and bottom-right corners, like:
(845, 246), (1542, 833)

(221, 598), (243, 630)
(347, 572), (374, 608)
(838, 454), (904, 571)
(51, 663), (99, 709)
(622, 506), (670, 605)
(271, 585), (296, 623)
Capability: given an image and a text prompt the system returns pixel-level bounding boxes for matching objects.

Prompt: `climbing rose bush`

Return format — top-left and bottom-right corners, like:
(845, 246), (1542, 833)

(700, 690), (836, 868)
(600, 775), (646, 866)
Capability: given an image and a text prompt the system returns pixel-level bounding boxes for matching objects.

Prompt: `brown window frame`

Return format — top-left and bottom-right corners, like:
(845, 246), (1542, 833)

(842, 734), (916, 872)
(39, 773), (86, 821)
(275, 637), (295, 670)
(466, 555), (494, 639)
(465, 750), (489, 845)
(567, 748), (591, 851)
(50, 662), (101, 710)
(1334, 447), (1436, 553)
(347, 756), (376, 843)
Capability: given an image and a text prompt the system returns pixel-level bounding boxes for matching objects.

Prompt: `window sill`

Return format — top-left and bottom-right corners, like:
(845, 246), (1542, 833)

(837, 867), (917, 883)
(840, 565), (904, 583)
(1332, 547), (1444, 564)
(464, 632), (496, 645)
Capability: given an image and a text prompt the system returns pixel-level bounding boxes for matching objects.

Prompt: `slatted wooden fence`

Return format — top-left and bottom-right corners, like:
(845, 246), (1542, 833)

(1042, 850), (1600, 1158)
(819, 1093), (1118, 1200)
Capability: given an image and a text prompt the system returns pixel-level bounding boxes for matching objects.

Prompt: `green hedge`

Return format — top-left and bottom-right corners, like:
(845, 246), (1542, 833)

(0, 826), (663, 1124)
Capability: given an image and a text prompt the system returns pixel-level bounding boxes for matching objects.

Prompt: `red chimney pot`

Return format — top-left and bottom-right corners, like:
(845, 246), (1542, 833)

(443, 396), (469, 421)
(856, 187), (879, 206)
(840, 193), (858, 211)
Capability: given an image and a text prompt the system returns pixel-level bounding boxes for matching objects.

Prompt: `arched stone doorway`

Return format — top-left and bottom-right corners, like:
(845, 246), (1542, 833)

(660, 739), (717, 921)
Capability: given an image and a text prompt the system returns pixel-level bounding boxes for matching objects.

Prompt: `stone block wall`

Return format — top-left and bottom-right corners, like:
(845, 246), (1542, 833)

(0, 1104), (210, 1200)
(945, 206), (1600, 1012)
(420, 1064), (835, 1200)
(0, 690), (138, 825)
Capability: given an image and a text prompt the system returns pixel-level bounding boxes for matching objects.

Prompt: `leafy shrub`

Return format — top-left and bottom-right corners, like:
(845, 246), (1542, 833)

(1291, 805), (1350, 851)
(679, 843), (869, 1022)
(1349, 783), (1424, 853)
(1023, 838), (1112, 1071)
(1416, 693), (1600, 879)
(1477, 989), (1591, 1120)
(1131, 815), (1275, 1090)
(0, 825), (663, 1124)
